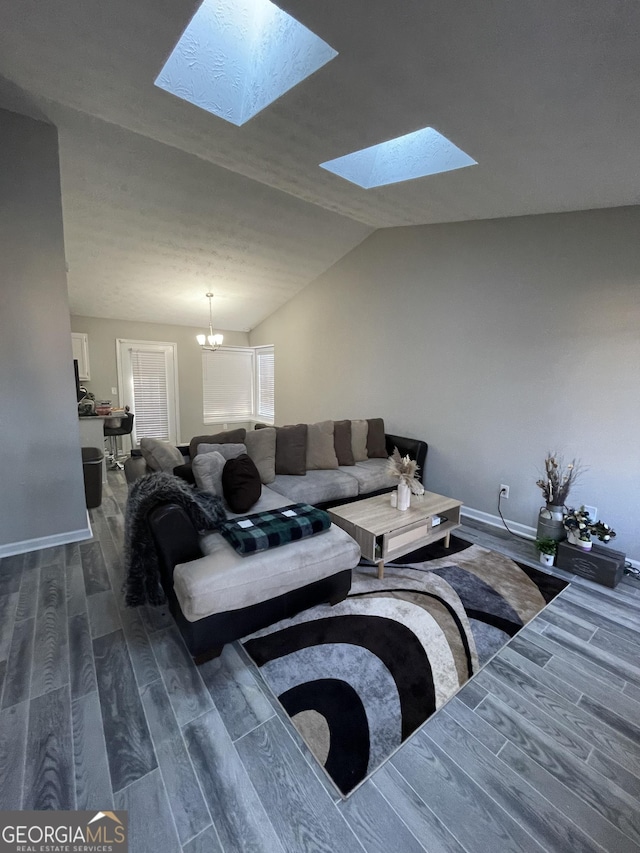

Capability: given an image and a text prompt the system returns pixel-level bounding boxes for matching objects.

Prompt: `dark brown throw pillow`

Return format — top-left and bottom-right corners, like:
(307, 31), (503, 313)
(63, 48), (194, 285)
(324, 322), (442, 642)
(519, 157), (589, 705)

(222, 454), (262, 513)
(189, 428), (246, 460)
(333, 419), (355, 466)
(275, 423), (308, 476)
(366, 418), (387, 458)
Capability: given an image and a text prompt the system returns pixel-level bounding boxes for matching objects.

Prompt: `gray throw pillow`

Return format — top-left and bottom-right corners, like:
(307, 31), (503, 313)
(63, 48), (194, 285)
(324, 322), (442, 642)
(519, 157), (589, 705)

(351, 419), (369, 462)
(306, 420), (339, 470)
(275, 423), (308, 476)
(366, 418), (387, 458)
(196, 442), (246, 460)
(192, 451), (226, 495)
(333, 419), (355, 466)
(245, 428), (276, 484)
(189, 428), (246, 460)
(139, 438), (184, 473)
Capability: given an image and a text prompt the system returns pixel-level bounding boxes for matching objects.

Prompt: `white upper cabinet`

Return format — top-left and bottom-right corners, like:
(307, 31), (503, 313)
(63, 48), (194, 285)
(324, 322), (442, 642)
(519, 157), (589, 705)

(71, 332), (91, 381)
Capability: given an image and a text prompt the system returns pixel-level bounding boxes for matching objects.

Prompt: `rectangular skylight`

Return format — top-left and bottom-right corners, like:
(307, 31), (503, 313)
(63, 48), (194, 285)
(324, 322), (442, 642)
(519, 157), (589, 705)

(319, 127), (476, 188)
(155, 0), (337, 126)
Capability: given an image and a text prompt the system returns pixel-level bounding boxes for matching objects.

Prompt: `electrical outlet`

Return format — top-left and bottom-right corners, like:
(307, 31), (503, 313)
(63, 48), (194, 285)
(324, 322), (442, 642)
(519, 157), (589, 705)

(583, 505), (598, 521)
(111, 387), (118, 396)
(500, 484), (510, 499)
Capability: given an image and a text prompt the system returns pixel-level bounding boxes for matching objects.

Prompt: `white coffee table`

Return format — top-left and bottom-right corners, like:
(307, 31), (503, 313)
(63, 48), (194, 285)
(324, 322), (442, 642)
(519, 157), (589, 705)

(328, 490), (463, 579)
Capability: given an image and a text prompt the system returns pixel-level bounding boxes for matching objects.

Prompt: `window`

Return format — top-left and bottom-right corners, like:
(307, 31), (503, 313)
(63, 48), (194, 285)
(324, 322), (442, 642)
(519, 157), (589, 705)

(202, 345), (274, 424)
(255, 346), (274, 421)
(117, 340), (179, 445)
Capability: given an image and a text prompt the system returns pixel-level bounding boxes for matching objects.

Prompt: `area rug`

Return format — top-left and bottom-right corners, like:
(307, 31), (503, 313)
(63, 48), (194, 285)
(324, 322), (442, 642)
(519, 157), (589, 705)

(242, 536), (568, 797)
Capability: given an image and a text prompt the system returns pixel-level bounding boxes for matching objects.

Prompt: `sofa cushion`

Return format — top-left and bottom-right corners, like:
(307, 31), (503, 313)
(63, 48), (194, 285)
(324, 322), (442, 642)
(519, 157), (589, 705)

(139, 438), (185, 473)
(222, 454), (262, 513)
(366, 418), (387, 458)
(339, 458), (397, 494)
(350, 419), (369, 462)
(177, 522), (360, 620)
(269, 469), (359, 505)
(333, 419), (355, 466)
(189, 428), (246, 460)
(173, 463), (196, 485)
(197, 442), (246, 460)
(192, 451), (226, 495)
(245, 427), (276, 484)
(306, 420), (339, 470)
(275, 423), (308, 476)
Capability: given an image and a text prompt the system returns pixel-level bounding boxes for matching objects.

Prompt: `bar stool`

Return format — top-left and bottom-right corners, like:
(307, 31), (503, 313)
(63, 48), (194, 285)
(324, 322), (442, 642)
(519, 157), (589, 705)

(104, 411), (134, 470)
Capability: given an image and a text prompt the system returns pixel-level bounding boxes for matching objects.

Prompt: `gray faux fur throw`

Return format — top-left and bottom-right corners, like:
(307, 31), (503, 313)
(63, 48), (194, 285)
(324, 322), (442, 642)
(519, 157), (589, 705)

(124, 472), (226, 607)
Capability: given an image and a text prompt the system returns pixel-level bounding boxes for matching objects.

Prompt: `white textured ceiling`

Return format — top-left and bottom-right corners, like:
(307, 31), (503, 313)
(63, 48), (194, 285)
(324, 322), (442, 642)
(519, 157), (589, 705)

(1, 0), (639, 329)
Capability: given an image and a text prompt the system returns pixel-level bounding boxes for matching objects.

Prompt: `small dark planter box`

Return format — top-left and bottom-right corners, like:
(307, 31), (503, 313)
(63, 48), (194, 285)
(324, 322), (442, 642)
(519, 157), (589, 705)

(556, 540), (626, 588)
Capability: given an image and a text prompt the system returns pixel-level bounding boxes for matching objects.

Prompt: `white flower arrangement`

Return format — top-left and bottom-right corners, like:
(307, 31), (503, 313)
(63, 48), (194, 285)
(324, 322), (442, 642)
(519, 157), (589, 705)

(387, 447), (424, 495)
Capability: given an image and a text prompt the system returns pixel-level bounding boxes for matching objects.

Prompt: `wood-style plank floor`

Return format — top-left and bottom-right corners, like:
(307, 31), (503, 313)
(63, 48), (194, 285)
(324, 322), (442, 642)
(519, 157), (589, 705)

(1, 473), (639, 852)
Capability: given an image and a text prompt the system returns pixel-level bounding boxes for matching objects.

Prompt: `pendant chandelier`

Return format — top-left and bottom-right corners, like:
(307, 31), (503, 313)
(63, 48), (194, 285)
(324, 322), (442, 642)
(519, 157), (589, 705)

(196, 292), (223, 351)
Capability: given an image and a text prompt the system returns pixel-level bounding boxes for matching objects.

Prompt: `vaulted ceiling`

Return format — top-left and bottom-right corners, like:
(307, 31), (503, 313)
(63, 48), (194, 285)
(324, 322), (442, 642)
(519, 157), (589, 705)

(1, 0), (639, 330)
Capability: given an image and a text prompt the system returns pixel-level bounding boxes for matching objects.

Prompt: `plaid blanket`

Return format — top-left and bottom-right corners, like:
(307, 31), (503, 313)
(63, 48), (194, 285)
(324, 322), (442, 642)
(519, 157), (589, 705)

(219, 503), (331, 555)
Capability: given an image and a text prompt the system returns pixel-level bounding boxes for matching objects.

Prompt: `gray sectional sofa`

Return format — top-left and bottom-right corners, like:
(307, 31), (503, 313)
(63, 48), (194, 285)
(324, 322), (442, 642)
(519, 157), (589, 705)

(125, 421), (428, 662)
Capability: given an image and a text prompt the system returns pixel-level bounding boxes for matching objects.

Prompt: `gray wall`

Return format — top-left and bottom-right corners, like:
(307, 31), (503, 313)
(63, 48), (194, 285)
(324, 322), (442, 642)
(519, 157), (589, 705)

(0, 108), (88, 554)
(251, 206), (640, 561)
(70, 315), (250, 443)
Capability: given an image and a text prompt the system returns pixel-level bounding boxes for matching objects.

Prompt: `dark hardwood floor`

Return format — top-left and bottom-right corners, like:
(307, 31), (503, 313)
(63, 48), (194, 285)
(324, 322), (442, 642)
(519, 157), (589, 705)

(1, 472), (639, 852)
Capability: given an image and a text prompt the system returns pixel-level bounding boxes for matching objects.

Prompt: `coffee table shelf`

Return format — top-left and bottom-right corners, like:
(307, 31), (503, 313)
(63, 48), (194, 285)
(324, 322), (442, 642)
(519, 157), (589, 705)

(328, 491), (462, 579)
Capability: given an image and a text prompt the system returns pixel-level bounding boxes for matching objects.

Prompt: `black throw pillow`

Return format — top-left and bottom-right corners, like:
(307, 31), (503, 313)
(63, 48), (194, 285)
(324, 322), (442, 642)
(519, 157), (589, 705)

(222, 454), (262, 513)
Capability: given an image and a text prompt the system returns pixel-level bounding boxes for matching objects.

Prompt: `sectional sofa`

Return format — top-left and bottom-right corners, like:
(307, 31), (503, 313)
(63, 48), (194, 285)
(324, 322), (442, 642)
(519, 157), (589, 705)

(125, 420), (427, 662)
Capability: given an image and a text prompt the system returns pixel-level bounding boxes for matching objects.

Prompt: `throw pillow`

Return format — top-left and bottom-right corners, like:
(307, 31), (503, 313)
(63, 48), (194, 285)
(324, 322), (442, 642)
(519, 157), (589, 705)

(333, 419), (355, 466)
(139, 438), (185, 473)
(306, 420), (339, 470)
(196, 442), (246, 460)
(366, 418), (387, 458)
(275, 423), (308, 476)
(350, 419), (369, 462)
(222, 454), (262, 513)
(192, 451), (226, 495)
(245, 428), (276, 484)
(189, 428), (246, 460)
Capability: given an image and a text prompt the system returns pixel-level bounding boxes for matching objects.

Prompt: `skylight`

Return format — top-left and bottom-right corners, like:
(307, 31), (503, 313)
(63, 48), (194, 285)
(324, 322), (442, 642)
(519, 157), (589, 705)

(155, 0), (338, 126)
(319, 127), (476, 189)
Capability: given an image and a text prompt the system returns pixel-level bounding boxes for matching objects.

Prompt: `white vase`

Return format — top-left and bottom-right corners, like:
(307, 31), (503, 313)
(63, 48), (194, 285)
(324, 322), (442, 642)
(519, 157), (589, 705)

(539, 553), (555, 567)
(397, 482), (411, 511)
(576, 538), (593, 551)
(566, 530), (579, 546)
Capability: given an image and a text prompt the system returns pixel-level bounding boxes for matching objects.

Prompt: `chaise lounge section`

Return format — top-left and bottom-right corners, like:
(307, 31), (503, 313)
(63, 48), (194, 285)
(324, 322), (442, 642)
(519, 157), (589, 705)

(128, 421), (428, 662)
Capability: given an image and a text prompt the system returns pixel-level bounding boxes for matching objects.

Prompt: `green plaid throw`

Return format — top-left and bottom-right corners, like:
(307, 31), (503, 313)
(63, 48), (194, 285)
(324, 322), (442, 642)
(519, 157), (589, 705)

(219, 503), (331, 555)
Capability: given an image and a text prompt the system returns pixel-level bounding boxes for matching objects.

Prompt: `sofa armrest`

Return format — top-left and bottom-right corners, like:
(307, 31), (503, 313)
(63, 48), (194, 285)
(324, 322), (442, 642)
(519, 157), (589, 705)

(385, 433), (428, 485)
(147, 504), (204, 599)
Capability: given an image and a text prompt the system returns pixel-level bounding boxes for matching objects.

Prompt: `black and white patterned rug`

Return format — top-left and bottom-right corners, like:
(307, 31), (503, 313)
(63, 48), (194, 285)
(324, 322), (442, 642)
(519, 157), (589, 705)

(242, 536), (568, 796)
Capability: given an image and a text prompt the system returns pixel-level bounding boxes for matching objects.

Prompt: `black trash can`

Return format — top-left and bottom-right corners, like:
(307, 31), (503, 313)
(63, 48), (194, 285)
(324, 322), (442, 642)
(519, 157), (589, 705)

(81, 446), (103, 509)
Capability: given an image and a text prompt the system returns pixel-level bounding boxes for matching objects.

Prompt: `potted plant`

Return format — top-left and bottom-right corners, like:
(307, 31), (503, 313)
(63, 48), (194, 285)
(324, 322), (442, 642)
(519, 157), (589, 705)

(387, 447), (424, 510)
(562, 506), (616, 551)
(535, 536), (557, 567)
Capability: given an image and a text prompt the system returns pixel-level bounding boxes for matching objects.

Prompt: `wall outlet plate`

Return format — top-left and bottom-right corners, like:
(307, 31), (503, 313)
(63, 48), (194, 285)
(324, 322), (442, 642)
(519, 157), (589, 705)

(583, 505), (598, 521)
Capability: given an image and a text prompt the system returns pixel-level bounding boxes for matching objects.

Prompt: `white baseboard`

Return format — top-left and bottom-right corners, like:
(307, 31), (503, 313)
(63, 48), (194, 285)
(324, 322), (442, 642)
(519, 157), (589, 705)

(461, 506), (640, 571)
(461, 506), (536, 540)
(0, 513), (92, 559)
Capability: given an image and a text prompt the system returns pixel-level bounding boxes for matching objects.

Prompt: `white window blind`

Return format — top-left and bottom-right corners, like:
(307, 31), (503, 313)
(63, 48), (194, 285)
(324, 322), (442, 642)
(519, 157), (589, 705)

(203, 348), (254, 423)
(256, 346), (275, 421)
(131, 348), (171, 440)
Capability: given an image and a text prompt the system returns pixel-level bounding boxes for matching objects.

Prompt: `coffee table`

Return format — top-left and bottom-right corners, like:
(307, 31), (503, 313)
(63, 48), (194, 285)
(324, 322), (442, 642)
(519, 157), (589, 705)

(328, 490), (463, 579)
